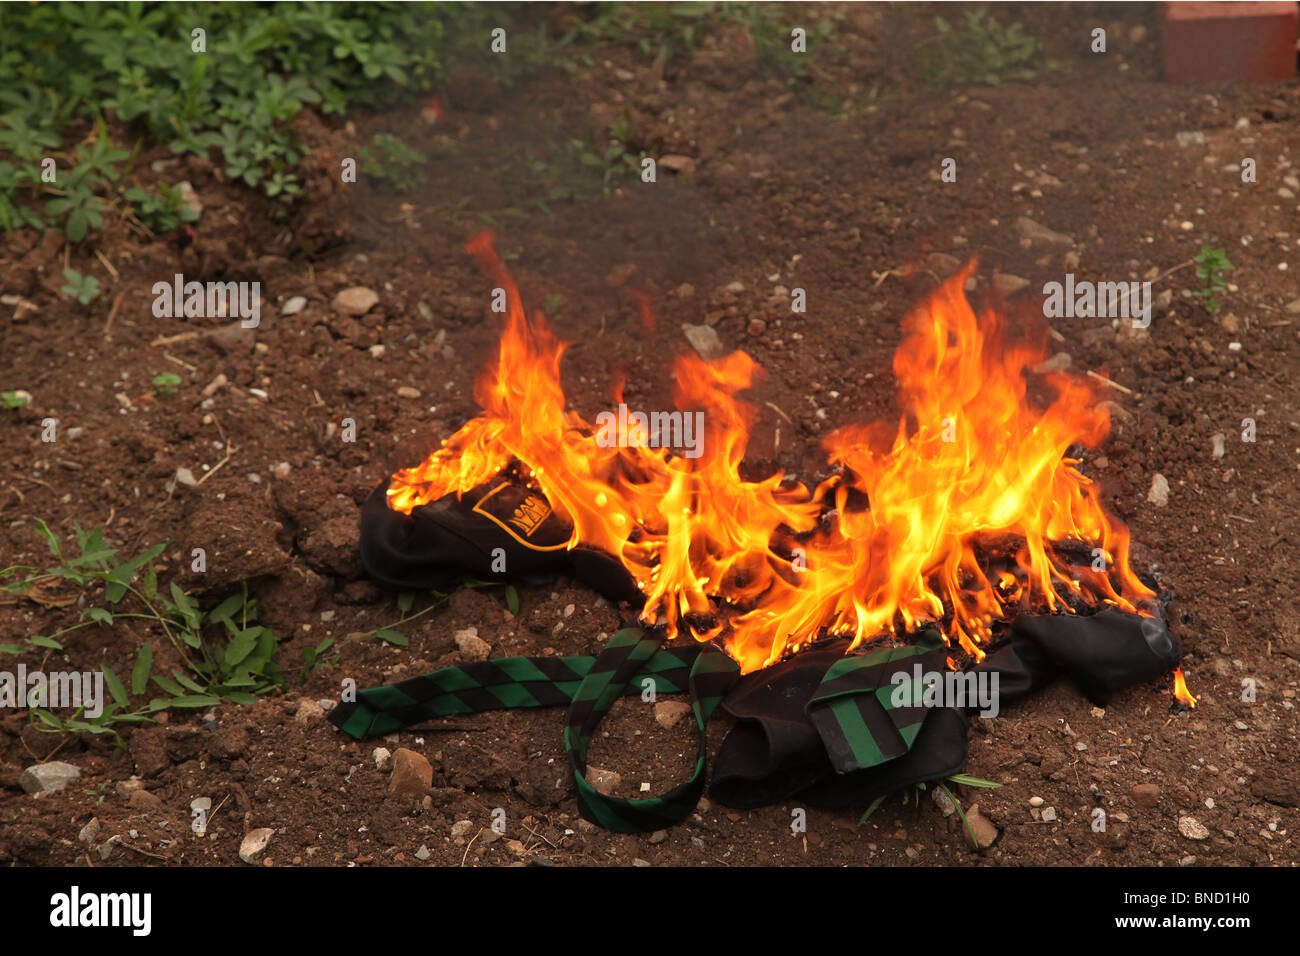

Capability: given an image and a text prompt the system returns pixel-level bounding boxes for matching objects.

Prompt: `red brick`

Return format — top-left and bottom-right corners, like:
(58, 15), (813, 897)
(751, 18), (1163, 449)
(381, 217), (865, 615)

(1163, 2), (1298, 84)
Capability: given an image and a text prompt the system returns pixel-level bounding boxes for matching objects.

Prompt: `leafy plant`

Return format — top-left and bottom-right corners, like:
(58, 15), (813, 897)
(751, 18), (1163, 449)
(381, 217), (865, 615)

(360, 132), (427, 192)
(920, 8), (1054, 91)
(1, 520), (286, 741)
(2, 390), (31, 409)
(1193, 246), (1234, 315)
(151, 372), (182, 396)
(858, 772), (1001, 850)
(125, 183), (199, 233)
(59, 268), (101, 305)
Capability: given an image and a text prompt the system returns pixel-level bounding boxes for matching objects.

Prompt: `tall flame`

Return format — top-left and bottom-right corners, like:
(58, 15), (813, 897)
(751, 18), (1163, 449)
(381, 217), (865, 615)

(389, 235), (1156, 673)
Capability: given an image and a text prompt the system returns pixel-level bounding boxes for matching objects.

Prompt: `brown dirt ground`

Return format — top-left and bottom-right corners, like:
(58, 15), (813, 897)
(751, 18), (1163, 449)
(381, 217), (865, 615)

(2, 2), (1297, 867)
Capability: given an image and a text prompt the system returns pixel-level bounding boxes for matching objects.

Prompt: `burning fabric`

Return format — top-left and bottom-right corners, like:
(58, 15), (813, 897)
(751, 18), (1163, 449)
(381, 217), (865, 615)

(331, 233), (1186, 832)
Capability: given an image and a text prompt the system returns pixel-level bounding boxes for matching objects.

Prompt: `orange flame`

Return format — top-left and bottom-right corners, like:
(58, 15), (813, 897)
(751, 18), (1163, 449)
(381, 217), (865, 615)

(389, 235), (1156, 672)
(1172, 666), (1197, 708)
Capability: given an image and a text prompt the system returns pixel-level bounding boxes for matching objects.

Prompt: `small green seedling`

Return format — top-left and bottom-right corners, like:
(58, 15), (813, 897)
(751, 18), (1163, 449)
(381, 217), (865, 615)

(151, 372), (182, 396)
(1193, 246), (1233, 315)
(2, 390), (30, 409)
(59, 268), (101, 305)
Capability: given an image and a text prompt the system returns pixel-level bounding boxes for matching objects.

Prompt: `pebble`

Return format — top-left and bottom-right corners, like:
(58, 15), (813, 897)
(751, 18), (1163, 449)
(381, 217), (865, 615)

(587, 767), (621, 795)
(682, 324), (726, 361)
(128, 789), (162, 810)
(690, 836), (705, 848)
(1015, 216), (1073, 248)
(1178, 816), (1210, 841)
(334, 286), (379, 316)
(191, 797), (212, 813)
(1147, 473), (1170, 507)
(271, 461), (292, 479)
(372, 747), (391, 770)
(631, 857), (652, 867)
(931, 786), (956, 816)
(200, 373), (227, 397)
(239, 828), (275, 863)
(174, 466), (198, 489)
(177, 181), (203, 218)
(280, 296), (307, 316)
(653, 700), (693, 730)
(294, 698), (325, 724)
(994, 273), (1030, 295)
(19, 761), (80, 794)
(747, 319), (767, 337)
(116, 778), (144, 798)
(1032, 352), (1072, 374)
(1040, 806), (1058, 822)
(1029, 796), (1045, 808)
(369, 344), (386, 358)
(649, 830), (668, 844)
(415, 845), (431, 860)
(396, 386), (422, 400)
(389, 748), (433, 797)
(1131, 783), (1160, 807)
(453, 627), (491, 661)
(965, 804), (1000, 848)
(1211, 434), (1226, 459)
(1175, 131), (1207, 147)
(78, 819), (100, 844)
(658, 154), (697, 175)
(450, 820), (475, 840)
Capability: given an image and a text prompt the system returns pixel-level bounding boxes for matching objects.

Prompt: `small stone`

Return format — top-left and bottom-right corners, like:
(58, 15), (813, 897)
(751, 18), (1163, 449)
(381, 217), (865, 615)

(389, 748), (433, 797)
(1040, 806), (1058, 822)
(658, 154), (697, 175)
(653, 700), (692, 730)
(19, 761), (80, 794)
(128, 789), (162, 810)
(965, 805), (1000, 848)
(1211, 434), (1226, 459)
(690, 836), (705, 848)
(271, 461), (292, 479)
(1029, 796), (1045, 808)
(1131, 783), (1160, 807)
(415, 845), (431, 860)
(481, 828), (503, 844)
(116, 778), (144, 799)
(927, 252), (962, 275)
(746, 318), (767, 337)
(369, 344), (386, 358)
(1147, 473), (1170, 507)
(506, 839), (526, 856)
(587, 767), (621, 796)
(174, 467), (198, 489)
(294, 698), (325, 724)
(191, 797), (212, 813)
(176, 181), (203, 218)
(372, 747), (391, 770)
(682, 324), (726, 361)
(648, 829), (668, 844)
(396, 386), (422, 400)
(78, 819), (100, 844)
(334, 286), (379, 315)
(1129, 24), (1147, 44)
(281, 296), (307, 316)
(994, 273), (1030, 295)
(1178, 816), (1210, 841)
(450, 820), (475, 840)
(631, 857), (652, 867)
(931, 786), (956, 816)
(453, 627), (490, 662)
(1175, 131), (1207, 148)
(1015, 216), (1073, 248)
(239, 828), (274, 863)
(1032, 352), (1072, 374)
(1285, 298), (1300, 315)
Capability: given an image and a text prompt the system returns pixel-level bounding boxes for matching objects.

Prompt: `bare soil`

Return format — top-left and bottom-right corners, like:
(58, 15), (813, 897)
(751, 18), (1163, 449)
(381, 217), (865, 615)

(2, 2), (1297, 867)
